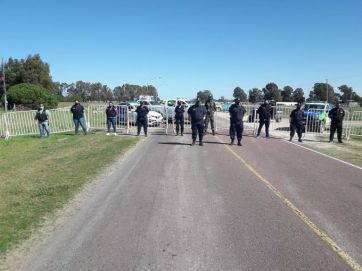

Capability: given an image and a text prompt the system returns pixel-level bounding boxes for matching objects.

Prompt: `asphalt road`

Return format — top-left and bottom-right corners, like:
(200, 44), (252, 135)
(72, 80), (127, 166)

(20, 129), (362, 271)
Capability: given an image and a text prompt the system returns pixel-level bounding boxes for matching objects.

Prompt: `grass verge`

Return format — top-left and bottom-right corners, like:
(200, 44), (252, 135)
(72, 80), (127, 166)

(0, 131), (139, 255)
(303, 135), (362, 167)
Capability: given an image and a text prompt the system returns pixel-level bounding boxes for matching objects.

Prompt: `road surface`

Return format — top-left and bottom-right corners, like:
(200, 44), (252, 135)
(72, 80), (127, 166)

(20, 130), (362, 271)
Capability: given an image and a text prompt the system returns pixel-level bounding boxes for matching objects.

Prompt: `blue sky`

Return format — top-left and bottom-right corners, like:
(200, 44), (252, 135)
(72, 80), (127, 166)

(2, 0), (362, 99)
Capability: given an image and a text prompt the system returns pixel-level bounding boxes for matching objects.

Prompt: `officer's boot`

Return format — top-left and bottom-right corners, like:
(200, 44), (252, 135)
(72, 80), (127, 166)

(237, 139), (242, 146)
(289, 136), (293, 141)
(191, 139), (196, 146)
(298, 137), (302, 142)
(199, 140), (204, 146)
(212, 129), (215, 136)
(230, 139), (235, 145)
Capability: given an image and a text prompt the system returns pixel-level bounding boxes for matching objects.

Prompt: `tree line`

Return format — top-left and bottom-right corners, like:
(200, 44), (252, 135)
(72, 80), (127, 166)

(1, 54), (361, 109)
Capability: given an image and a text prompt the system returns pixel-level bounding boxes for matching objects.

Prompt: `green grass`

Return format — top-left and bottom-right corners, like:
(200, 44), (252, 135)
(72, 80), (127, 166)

(304, 135), (362, 167)
(0, 132), (139, 255)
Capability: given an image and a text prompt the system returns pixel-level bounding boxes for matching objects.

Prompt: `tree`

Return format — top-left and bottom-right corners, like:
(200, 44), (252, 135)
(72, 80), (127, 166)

(197, 90), (212, 102)
(338, 85), (357, 103)
(248, 88), (264, 103)
(233, 87), (247, 102)
(312, 83), (335, 102)
(263, 82), (281, 101)
(113, 84), (158, 102)
(292, 88), (305, 103)
(218, 96), (226, 103)
(4, 54), (54, 90)
(281, 86), (293, 102)
(7, 83), (58, 109)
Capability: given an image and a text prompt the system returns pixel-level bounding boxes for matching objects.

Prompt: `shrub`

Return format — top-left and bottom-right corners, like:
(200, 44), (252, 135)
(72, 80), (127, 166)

(6, 83), (58, 109)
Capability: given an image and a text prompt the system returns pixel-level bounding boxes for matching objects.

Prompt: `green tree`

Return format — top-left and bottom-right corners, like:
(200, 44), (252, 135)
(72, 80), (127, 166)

(7, 83), (58, 109)
(312, 83), (335, 102)
(248, 88), (264, 103)
(5, 54), (53, 90)
(281, 86), (293, 102)
(292, 88), (305, 103)
(263, 82), (281, 101)
(338, 85), (357, 103)
(197, 90), (213, 102)
(233, 87), (247, 102)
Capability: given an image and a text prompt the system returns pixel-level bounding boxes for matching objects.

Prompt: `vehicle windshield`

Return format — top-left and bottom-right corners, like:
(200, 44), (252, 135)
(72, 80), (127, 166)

(304, 104), (325, 110)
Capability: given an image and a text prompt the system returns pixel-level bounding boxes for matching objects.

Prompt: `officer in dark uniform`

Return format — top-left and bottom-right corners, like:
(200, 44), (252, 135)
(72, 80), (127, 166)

(289, 103), (304, 142)
(328, 102), (345, 143)
(256, 101), (272, 138)
(229, 98), (246, 146)
(135, 101), (149, 136)
(187, 98), (207, 146)
(174, 100), (185, 136)
(204, 94), (216, 135)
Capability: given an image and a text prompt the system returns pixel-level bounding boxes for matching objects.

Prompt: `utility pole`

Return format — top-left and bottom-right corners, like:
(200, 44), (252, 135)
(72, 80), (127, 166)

(1, 59), (7, 111)
(326, 79), (329, 103)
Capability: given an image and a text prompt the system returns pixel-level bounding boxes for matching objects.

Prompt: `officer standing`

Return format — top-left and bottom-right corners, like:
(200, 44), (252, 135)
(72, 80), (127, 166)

(204, 94), (217, 135)
(174, 100), (185, 136)
(289, 103), (304, 142)
(328, 102), (345, 143)
(229, 98), (246, 146)
(187, 98), (207, 146)
(256, 101), (272, 138)
(135, 101), (149, 137)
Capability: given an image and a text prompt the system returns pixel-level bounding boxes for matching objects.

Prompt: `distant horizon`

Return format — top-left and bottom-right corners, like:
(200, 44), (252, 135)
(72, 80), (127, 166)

(2, 0), (361, 99)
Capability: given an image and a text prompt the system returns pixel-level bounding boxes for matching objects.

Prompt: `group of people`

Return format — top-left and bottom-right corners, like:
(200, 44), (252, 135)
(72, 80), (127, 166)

(34, 98), (346, 145)
(174, 95), (246, 146)
(34, 100), (88, 137)
(254, 101), (346, 143)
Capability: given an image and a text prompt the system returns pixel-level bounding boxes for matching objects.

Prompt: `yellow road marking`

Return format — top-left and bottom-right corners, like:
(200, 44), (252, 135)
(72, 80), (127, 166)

(216, 136), (362, 271)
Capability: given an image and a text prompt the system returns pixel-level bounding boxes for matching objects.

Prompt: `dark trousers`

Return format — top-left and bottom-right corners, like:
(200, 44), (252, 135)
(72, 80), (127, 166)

(290, 122), (303, 139)
(204, 112), (215, 132)
(137, 118), (148, 135)
(257, 118), (270, 136)
(230, 121), (244, 141)
(330, 122), (343, 142)
(175, 117), (184, 134)
(191, 122), (204, 141)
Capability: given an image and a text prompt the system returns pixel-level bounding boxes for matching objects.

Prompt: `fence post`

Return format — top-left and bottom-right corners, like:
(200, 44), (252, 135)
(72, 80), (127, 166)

(4, 113), (10, 140)
(165, 104), (168, 135)
(126, 106), (130, 134)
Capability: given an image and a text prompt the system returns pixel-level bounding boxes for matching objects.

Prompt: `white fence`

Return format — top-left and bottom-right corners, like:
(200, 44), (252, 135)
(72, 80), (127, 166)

(1, 105), (361, 140)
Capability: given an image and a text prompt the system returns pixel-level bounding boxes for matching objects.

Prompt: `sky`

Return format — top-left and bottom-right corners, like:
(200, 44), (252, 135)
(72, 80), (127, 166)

(1, 0), (362, 99)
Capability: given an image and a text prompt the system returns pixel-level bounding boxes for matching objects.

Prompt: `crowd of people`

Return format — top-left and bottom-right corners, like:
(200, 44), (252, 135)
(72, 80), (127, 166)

(33, 98), (346, 145)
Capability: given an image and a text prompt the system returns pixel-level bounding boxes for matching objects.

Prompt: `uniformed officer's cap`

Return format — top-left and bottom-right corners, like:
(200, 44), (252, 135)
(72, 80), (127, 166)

(234, 98), (241, 102)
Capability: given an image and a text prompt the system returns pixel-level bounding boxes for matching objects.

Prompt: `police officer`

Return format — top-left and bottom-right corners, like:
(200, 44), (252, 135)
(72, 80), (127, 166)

(289, 103), (304, 142)
(204, 94), (216, 135)
(187, 98), (207, 146)
(328, 102), (345, 143)
(229, 98), (246, 146)
(135, 101), (149, 137)
(256, 100), (272, 138)
(175, 100), (185, 136)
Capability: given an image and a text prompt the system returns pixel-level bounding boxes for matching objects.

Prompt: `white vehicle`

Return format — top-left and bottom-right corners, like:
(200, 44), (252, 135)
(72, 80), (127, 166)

(164, 99), (191, 120)
(302, 102), (334, 132)
(118, 103), (163, 126)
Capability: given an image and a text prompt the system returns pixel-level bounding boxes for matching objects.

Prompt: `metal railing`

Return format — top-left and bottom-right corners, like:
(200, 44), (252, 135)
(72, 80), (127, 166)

(0, 104), (358, 140)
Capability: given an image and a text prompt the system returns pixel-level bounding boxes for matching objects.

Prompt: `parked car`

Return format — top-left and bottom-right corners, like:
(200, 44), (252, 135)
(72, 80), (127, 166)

(164, 99), (191, 121)
(302, 102), (334, 132)
(117, 102), (163, 126)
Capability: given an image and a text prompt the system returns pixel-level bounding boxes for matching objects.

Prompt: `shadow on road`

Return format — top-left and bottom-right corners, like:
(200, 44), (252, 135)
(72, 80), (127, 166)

(158, 142), (192, 146)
